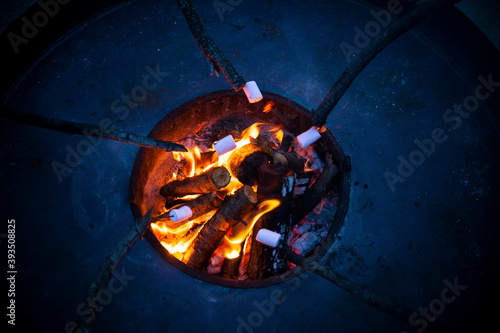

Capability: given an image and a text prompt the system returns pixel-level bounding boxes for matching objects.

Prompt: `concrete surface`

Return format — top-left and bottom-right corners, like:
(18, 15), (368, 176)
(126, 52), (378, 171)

(1, 0), (500, 332)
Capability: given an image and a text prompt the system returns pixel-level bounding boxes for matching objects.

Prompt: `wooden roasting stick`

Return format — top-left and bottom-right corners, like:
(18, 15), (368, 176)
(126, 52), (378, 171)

(184, 185), (257, 270)
(151, 191), (225, 224)
(177, 0), (246, 91)
(153, 192), (225, 228)
(77, 208), (154, 332)
(291, 153), (339, 226)
(312, 0), (459, 127)
(247, 164), (295, 279)
(160, 166), (230, 199)
(284, 249), (417, 329)
(0, 105), (187, 152)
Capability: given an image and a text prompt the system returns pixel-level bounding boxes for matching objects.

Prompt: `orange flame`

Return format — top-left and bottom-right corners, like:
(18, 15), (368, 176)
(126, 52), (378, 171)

(318, 125), (328, 133)
(304, 158), (314, 172)
(263, 101), (274, 113)
(172, 146), (202, 178)
(157, 122), (282, 261)
(150, 212), (214, 259)
(221, 199), (280, 258)
(215, 123), (263, 192)
(274, 130), (284, 145)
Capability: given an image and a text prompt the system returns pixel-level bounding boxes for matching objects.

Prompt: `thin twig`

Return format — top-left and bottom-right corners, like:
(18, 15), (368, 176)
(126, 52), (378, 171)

(0, 105), (187, 152)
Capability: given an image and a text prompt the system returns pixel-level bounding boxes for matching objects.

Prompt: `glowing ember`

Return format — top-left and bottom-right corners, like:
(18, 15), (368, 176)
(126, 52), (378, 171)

(149, 118), (335, 279)
(151, 122), (267, 260)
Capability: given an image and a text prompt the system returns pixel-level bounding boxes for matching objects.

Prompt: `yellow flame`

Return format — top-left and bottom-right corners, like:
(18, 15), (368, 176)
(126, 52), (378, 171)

(161, 233), (197, 254)
(274, 130), (284, 145)
(171, 146), (203, 178)
(172, 152), (182, 162)
(161, 122), (275, 260)
(242, 122), (263, 142)
(184, 146), (201, 177)
(151, 212), (214, 258)
(221, 199), (281, 258)
(151, 221), (194, 235)
(223, 237), (241, 259)
(213, 122), (264, 194)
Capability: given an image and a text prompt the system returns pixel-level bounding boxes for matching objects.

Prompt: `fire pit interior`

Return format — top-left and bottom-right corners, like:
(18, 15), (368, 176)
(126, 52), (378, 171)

(129, 90), (350, 287)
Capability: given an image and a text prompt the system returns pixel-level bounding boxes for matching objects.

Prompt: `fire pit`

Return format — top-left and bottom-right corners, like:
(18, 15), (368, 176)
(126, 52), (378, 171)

(129, 90), (351, 288)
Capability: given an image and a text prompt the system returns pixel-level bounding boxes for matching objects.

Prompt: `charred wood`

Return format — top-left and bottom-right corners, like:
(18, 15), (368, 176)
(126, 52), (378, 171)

(154, 192), (225, 228)
(160, 166), (230, 199)
(184, 185), (257, 270)
(247, 164), (295, 279)
(250, 137), (306, 174)
(291, 153), (339, 226)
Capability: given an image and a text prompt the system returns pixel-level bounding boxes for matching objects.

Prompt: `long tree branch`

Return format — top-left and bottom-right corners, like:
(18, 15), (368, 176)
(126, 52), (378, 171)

(0, 105), (187, 152)
(312, 0), (459, 127)
(177, 0), (246, 91)
(78, 207), (154, 332)
(285, 249), (416, 327)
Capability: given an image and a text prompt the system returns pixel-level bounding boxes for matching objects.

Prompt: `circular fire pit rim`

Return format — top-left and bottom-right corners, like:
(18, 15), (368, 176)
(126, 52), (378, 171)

(129, 89), (351, 288)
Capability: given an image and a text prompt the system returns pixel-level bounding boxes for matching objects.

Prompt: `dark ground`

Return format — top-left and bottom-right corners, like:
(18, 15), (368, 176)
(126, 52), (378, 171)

(1, 0), (500, 332)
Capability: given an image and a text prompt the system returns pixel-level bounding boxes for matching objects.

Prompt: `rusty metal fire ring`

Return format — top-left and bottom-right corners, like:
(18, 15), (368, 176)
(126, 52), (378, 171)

(129, 89), (351, 288)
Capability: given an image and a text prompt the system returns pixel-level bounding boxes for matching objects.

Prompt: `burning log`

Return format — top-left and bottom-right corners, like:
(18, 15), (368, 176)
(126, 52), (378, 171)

(207, 245), (225, 275)
(164, 198), (189, 211)
(227, 143), (269, 185)
(199, 151), (217, 167)
(175, 151), (217, 180)
(160, 166), (230, 199)
(250, 137), (306, 174)
(247, 164), (295, 279)
(238, 236), (252, 280)
(291, 153), (339, 226)
(153, 192), (225, 228)
(184, 185), (257, 270)
(280, 134), (294, 152)
(221, 247), (243, 279)
(294, 172), (313, 196)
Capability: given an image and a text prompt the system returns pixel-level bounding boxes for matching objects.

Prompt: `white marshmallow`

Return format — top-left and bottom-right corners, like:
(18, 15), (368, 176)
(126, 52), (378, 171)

(243, 81), (263, 103)
(213, 135), (237, 156)
(169, 206), (193, 222)
(256, 229), (282, 248)
(296, 127), (321, 148)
